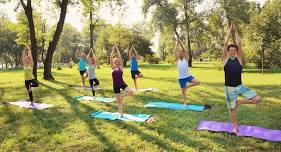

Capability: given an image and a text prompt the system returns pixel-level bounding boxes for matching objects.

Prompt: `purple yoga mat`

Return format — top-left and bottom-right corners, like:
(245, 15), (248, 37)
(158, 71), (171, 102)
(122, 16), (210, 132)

(196, 120), (281, 142)
(8, 100), (54, 110)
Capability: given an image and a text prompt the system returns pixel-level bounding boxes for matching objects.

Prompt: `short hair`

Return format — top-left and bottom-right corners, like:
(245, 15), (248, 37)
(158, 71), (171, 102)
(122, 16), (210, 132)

(227, 44), (238, 51)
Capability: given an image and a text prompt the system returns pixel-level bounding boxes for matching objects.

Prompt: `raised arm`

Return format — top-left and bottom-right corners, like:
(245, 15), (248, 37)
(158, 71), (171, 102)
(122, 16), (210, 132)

(177, 39), (189, 60)
(174, 41), (179, 61)
(223, 24), (233, 60)
(128, 47), (132, 60)
(233, 24), (243, 60)
(132, 45), (140, 60)
(27, 46), (34, 66)
(115, 46), (123, 68)
(110, 46), (115, 68)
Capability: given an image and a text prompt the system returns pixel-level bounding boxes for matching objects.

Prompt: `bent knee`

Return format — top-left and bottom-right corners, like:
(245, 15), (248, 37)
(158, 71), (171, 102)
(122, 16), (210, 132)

(254, 95), (261, 103)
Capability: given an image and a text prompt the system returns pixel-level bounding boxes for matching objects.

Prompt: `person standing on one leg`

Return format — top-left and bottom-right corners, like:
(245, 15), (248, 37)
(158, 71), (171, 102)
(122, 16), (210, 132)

(22, 46), (38, 106)
(77, 49), (88, 87)
(223, 23), (261, 134)
(87, 48), (99, 96)
(111, 45), (134, 117)
(174, 40), (200, 105)
(129, 45), (143, 90)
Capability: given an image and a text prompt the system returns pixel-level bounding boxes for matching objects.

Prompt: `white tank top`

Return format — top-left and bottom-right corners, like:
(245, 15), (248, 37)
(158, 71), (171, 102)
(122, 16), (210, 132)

(88, 65), (96, 79)
(177, 59), (190, 79)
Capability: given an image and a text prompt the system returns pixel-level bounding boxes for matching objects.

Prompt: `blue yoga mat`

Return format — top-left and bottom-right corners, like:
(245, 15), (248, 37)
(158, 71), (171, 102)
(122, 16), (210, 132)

(144, 101), (205, 112)
(74, 96), (116, 103)
(90, 110), (151, 122)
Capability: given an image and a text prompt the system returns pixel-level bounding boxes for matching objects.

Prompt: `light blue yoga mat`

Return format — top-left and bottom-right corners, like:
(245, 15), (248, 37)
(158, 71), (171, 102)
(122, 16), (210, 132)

(144, 101), (205, 112)
(74, 96), (116, 103)
(90, 110), (151, 122)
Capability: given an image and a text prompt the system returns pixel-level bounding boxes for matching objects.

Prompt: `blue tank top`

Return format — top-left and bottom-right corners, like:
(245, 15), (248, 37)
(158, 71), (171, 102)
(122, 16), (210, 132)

(112, 68), (125, 86)
(79, 58), (87, 71)
(224, 57), (242, 87)
(131, 57), (138, 71)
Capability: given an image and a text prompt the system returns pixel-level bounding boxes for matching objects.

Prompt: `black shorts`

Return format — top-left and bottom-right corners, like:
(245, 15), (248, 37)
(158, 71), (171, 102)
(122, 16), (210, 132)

(80, 70), (87, 76)
(113, 83), (128, 94)
(131, 70), (141, 79)
(25, 79), (39, 90)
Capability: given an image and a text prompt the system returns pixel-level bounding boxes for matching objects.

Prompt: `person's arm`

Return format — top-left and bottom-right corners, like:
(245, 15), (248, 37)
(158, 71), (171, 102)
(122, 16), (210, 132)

(116, 46), (123, 68)
(132, 45), (140, 60)
(223, 24), (233, 60)
(110, 46), (115, 68)
(174, 41), (179, 61)
(233, 24), (243, 62)
(177, 39), (189, 60)
(28, 47), (34, 66)
(128, 47), (132, 60)
(87, 49), (92, 60)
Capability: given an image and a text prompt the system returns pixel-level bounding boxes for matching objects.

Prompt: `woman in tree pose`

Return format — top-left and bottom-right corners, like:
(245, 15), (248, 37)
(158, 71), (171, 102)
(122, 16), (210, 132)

(22, 46), (38, 106)
(77, 49), (88, 87)
(223, 23), (261, 134)
(110, 45), (134, 116)
(86, 48), (99, 96)
(129, 45), (143, 90)
(174, 40), (200, 105)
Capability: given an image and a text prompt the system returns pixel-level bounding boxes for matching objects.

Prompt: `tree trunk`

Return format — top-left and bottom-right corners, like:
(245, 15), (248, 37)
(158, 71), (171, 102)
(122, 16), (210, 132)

(43, 0), (69, 80)
(21, 0), (38, 79)
(41, 20), (46, 64)
(90, 10), (94, 50)
(183, 3), (192, 67)
(187, 33), (192, 67)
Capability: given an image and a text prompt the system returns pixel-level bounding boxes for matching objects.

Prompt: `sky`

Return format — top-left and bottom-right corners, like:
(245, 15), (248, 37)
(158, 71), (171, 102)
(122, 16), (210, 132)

(0, 0), (266, 52)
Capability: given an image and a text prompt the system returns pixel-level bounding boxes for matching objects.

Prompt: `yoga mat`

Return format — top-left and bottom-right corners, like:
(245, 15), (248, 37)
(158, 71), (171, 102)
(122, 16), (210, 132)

(8, 100), (54, 110)
(136, 88), (159, 92)
(144, 101), (206, 112)
(196, 120), (281, 142)
(90, 110), (151, 122)
(74, 86), (101, 90)
(74, 96), (116, 103)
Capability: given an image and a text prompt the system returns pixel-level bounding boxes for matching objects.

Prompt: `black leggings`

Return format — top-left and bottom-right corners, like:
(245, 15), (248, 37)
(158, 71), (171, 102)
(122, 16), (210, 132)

(89, 78), (99, 96)
(25, 79), (39, 102)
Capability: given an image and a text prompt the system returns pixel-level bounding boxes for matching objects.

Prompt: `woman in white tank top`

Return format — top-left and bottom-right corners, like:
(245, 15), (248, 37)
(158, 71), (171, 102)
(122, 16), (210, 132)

(174, 40), (200, 105)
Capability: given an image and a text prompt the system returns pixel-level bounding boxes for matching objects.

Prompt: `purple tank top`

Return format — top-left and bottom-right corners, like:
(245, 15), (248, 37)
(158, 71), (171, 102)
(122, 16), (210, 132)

(112, 68), (125, 86)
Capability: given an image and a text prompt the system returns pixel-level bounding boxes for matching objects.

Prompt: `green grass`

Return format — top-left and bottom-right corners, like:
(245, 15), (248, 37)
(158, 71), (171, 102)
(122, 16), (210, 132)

(0, 62), (280, 151)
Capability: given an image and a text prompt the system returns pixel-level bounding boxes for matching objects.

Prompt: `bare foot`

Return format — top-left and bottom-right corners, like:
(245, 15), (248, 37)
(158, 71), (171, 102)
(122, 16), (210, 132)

(146, 117), (157, 124)
(183, 102), (189, 106)
(30, 102), (35, 107)
(231, 125), (239, 135)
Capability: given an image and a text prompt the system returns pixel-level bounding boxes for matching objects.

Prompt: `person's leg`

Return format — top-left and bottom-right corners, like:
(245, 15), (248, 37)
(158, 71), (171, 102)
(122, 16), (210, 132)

(179, 78), (188, 105)
(120, 86), (134, 101)
(229, 108), (239, 134)
(115, 93), (124, 116)
(181, 87), (188, 105)
(25, 80), (34, 105)
(186, 77), (200, 89)
(236, 86), (261, 107)
(225, 86), (239, 134)
(133, 78), (138, 90)
(93, 78), (99, 86)
(80, 71), (86, 87)
(89, 79), (95, 96)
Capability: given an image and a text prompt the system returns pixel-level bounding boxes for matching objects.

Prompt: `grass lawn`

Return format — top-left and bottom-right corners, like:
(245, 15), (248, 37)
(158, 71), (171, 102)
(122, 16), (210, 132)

(0, 62), (280, 151)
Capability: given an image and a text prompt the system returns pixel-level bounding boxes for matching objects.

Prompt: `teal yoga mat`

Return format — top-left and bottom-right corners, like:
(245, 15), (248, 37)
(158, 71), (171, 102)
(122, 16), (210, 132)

(144, 101), (206, 112)
(90, 110), (151, 122)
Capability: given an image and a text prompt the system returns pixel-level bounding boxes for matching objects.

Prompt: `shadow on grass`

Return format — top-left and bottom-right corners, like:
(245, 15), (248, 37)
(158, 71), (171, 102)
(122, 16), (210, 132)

(40, 81), (120, 151)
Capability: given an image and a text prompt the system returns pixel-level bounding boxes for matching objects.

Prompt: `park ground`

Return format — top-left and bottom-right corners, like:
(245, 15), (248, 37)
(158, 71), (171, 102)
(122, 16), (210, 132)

(0, 62), (281, 151)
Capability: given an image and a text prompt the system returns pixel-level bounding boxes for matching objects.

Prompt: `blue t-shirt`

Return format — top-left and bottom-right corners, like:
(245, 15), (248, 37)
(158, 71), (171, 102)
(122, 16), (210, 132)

(131, 57), (138, 71)
(79, 58), (87, 71)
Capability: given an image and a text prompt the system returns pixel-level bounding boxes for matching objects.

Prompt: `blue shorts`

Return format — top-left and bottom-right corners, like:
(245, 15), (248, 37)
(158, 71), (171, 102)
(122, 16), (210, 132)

(178, 76), (194, 89)
(225, 85), (257, 109)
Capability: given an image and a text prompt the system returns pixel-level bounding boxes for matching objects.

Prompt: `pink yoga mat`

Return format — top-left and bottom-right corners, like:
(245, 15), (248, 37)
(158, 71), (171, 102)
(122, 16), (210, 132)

(8, 100), (54, 110)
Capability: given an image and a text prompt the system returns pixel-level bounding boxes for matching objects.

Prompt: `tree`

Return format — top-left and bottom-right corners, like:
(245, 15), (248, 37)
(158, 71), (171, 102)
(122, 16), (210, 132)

(0, 14), (18, 68)
(43, 0), (70, 80)
(246, 0), (281, 68)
